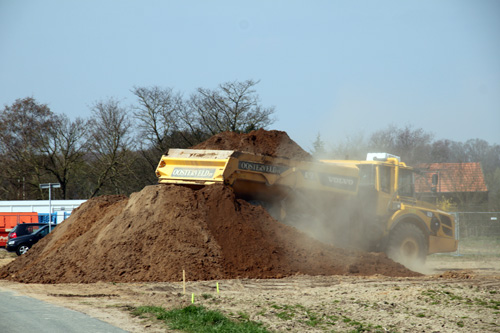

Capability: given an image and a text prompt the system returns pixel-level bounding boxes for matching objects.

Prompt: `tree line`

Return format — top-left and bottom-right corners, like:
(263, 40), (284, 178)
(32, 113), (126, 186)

(311, 126), (500, 210)
(0, 80), (274, 200)
(1, 79), (498, 211)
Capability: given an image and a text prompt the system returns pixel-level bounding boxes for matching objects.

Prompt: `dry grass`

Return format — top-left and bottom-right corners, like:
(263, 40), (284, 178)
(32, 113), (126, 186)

(0, 249), (16, 259)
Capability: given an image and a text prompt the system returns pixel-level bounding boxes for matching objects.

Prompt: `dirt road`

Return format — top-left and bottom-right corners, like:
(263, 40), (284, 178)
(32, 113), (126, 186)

(1, 249), (499, 333)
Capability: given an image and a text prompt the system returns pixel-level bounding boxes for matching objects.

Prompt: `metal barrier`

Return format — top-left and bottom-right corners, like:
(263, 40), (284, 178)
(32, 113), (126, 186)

(451, 211), (500, 256)
(37, 213), (58, 224)
(453, 212), (500, 238)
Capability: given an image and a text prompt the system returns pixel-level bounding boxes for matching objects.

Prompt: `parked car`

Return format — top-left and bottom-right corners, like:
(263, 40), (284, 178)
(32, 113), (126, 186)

(7, 223), (56, 241)
(6, 224), (56, 255)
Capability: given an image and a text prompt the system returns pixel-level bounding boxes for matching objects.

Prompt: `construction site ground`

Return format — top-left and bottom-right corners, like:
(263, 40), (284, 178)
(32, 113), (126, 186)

(0, 131), (498, 332)
(1, 246), (499, 333)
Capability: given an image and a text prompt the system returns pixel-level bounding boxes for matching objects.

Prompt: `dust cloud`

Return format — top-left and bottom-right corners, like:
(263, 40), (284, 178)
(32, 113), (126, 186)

(0, 130), (423, 283)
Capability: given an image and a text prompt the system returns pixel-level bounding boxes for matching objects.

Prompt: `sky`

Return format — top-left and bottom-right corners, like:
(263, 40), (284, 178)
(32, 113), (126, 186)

(1, 0), (499, 152)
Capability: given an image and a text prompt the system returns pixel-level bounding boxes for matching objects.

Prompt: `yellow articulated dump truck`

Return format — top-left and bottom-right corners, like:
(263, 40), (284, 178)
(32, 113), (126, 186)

(156, 150), (457, 264)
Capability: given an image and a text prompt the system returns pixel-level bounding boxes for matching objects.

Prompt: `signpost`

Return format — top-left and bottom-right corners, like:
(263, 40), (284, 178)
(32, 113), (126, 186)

(39, 183), (61, 233)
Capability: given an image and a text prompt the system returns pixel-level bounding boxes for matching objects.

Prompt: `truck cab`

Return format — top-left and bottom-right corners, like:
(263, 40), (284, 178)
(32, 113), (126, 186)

(325, 153), (457, 263)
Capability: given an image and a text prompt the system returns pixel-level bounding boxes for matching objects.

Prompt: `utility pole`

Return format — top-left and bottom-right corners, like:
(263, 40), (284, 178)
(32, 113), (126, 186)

(39, 183), (61, 233)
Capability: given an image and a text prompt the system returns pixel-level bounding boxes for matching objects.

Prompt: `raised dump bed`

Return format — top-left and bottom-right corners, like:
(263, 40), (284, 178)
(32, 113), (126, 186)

(156, 149), (359, 203)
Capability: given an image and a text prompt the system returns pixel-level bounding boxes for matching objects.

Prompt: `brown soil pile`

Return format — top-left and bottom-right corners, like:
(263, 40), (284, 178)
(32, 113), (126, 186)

(0, 130), (420, 283)
(0, 185), (418, 283)
(192, 129), (312, 160)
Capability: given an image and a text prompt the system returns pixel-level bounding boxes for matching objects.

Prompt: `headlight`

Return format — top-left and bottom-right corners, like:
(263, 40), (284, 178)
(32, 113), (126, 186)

(431, 215), (440, 233)
(391, 202), (401, 210)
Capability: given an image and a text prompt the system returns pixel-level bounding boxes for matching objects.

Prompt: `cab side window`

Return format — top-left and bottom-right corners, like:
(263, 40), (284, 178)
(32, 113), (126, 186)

(379, 166), (391, 193)
(358, 165), (375, 187)
(398, 169), (414, 197)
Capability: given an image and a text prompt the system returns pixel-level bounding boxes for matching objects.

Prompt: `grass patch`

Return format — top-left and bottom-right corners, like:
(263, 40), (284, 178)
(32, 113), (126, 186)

(302, 310), (320, 327)
(269, 303), (383, 331)
(201, 293), (214, 300)
(133, 305), (268, 333)
(271, 304), (302, 321)
(340, 316), (388, 333)
(422, 289), (500, 312)
(422, 289), (463, 304)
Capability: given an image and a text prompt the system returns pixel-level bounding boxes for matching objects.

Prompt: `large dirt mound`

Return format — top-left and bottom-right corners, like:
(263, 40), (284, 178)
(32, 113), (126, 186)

(0, 130), (419, 283)
(191, 129), (312, 160)
(0, 185), (418, 283)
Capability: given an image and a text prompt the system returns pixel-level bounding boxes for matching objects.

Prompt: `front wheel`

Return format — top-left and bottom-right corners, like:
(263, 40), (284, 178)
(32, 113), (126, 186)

(16, 244), (31, 256)
(386, 223), (428, 266)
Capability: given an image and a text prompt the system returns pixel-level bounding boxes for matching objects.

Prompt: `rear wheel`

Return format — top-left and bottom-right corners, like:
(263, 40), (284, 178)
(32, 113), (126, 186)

(386, 223), (428, 265)
(16, 244), (31, 256)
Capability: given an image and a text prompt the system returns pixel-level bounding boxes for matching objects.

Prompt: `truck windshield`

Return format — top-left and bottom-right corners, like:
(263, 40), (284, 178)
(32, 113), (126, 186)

(398, 168), (414, 197)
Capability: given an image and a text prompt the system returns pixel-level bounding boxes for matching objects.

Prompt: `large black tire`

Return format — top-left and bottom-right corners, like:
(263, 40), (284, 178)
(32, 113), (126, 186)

(16, 244), (31, 256)
(386, 223), (428, 265)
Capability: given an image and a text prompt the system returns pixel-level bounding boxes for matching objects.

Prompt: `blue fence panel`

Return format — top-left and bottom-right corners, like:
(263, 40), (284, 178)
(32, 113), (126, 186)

(38, 213), (57, 224)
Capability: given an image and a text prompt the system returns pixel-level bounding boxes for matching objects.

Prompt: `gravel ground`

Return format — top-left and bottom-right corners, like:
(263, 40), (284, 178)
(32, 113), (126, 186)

(1, 248), (499, 332)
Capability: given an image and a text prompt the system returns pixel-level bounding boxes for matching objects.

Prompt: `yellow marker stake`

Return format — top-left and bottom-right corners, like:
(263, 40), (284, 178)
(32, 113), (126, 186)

(191, 293), (194, 304)
(216, 282), (219, 294)
(182, 270), (186, 295)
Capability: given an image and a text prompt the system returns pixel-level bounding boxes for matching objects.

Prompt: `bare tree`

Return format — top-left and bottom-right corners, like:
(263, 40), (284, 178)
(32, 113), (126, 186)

(430, 139), (459, 163)
(328, 132), (368, 160)
(87, 98), (134, 197)
(131, 86), (199, 176)
(188, 79), (275, 135)
(132, 86), (184, 153)
(0, 97), (56, 199)
(38, 115), (89, 199)
(369, 125), (433, 165)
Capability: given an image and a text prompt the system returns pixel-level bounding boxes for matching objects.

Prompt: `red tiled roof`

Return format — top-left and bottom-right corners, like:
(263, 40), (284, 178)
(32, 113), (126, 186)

(415, 162), (488, 193)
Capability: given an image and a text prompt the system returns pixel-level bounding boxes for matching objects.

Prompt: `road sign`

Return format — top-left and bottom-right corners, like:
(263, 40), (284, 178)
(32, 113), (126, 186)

(39, 183), (61, 232)
(39, 183), (61, 189)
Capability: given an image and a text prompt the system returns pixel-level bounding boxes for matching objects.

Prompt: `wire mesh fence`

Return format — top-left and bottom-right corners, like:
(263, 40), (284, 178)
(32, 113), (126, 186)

(451, 211), (500, 256)
(453, 212), (500, 238)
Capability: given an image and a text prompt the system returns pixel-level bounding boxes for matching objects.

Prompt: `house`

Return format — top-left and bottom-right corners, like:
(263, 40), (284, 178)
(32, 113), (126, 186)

(415, 162), (488, 208)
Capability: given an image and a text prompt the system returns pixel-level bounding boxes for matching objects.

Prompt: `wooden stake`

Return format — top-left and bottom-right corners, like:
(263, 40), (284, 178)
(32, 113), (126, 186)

(183, 269), (186, 294)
